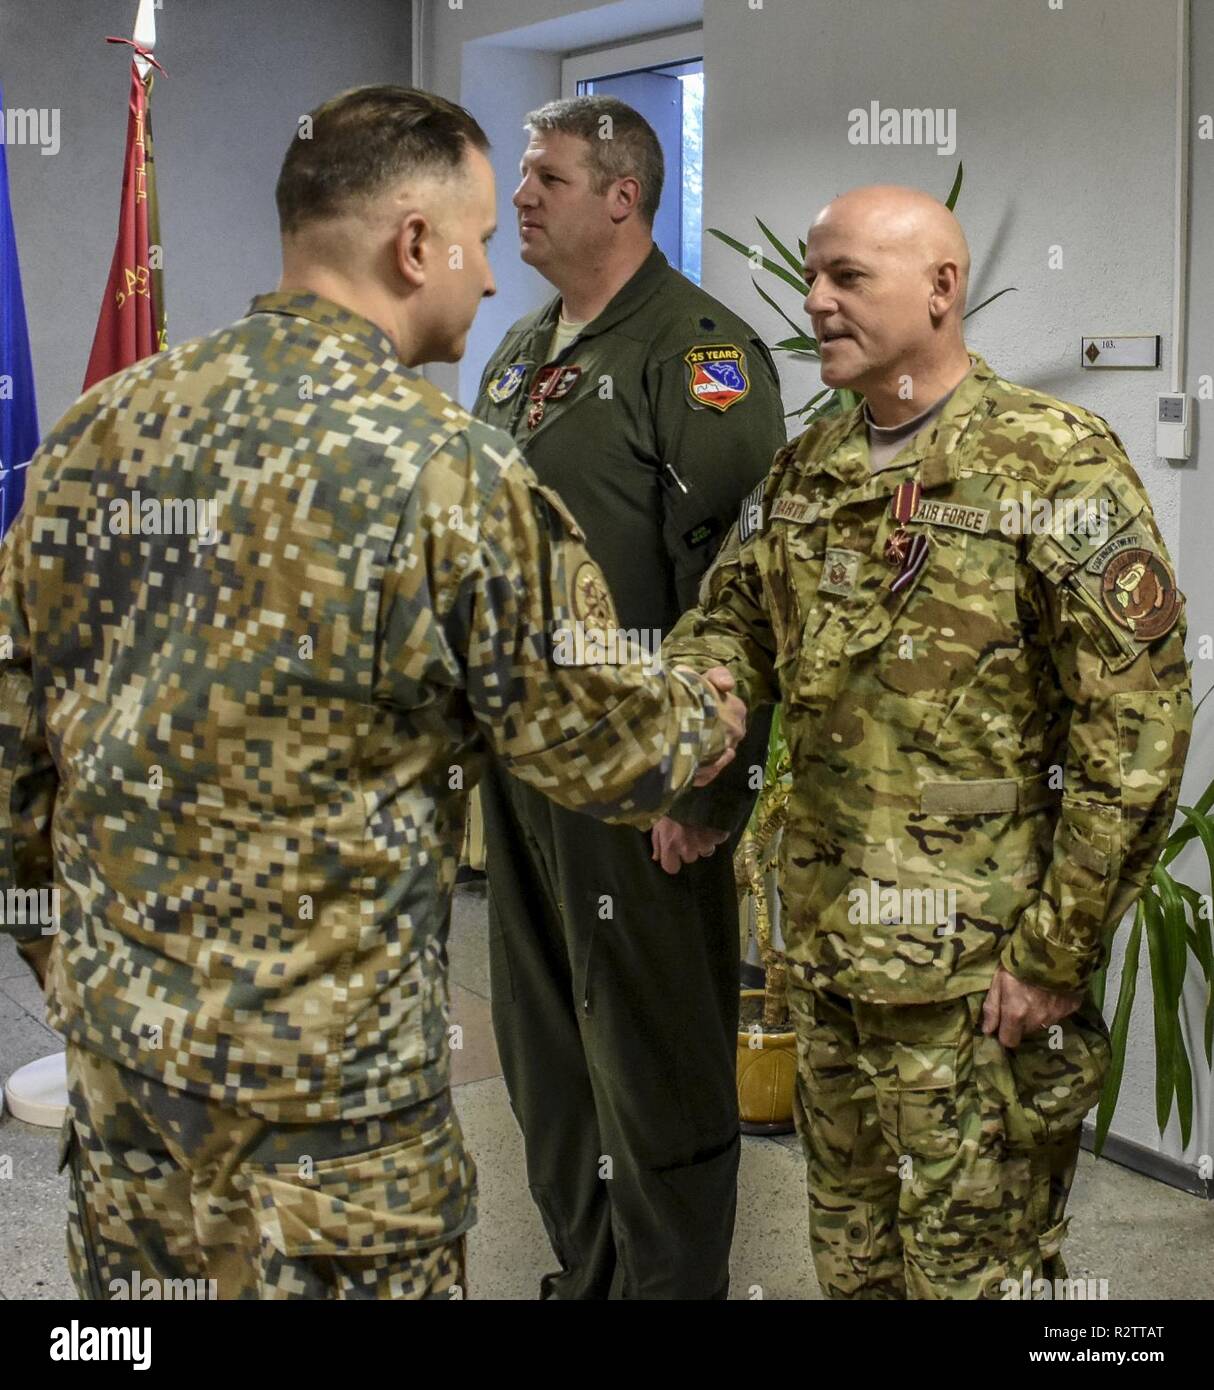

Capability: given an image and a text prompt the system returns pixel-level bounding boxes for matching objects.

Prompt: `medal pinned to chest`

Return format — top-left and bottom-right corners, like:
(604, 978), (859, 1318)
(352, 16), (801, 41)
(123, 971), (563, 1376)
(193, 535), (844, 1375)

(884, 479), (931, 592)
(526, 363), (582, 430)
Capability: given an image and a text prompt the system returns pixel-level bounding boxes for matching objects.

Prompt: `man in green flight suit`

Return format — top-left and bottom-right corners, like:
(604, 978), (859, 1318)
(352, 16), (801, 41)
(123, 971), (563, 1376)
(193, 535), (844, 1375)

(665, 184), (1192, 1299)
(473, 96), (787, 1299)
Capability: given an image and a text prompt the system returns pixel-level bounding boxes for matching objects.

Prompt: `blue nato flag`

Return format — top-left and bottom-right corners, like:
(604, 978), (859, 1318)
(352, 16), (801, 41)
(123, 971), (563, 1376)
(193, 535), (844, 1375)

(0, 81), (40, 538)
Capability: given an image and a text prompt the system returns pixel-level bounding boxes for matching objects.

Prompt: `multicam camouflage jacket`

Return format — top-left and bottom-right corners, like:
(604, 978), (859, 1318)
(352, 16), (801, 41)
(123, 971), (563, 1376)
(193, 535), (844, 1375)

(0, 291), (730, 1121)
(665, 353), (1192, 1002)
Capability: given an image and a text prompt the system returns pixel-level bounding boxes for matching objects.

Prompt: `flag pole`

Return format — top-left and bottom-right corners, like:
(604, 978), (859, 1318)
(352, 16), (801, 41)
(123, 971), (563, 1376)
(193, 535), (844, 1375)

(132, 0), (156, 81)
(4, 0), (163, 1130)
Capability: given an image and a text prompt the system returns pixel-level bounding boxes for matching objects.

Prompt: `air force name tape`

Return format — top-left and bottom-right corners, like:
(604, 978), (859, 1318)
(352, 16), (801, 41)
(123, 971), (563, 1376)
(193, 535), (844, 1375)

(685, 343), (749, 412)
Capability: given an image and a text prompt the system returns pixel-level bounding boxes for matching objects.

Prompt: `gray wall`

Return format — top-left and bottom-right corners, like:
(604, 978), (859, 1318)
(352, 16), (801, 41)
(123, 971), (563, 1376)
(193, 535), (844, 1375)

(427, 0), (1213, 1170)
(3, 0), (412, 431)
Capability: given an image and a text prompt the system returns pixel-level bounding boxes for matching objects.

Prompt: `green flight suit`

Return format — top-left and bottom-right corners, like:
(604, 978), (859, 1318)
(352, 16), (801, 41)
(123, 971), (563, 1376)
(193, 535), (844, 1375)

(474, 245), (787, 1299)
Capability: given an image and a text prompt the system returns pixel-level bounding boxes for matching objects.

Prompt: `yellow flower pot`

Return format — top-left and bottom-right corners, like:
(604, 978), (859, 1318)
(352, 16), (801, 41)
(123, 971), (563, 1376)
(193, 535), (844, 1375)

(737, 989), (797, 1135)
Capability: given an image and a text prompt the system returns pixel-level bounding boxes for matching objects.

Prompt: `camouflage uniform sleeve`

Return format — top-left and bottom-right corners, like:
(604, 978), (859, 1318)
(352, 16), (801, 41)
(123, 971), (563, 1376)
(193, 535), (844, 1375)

(662, 459), (785, 716)
(1001, 433), (1193, 994)
(648, 334), (784, 833)
(385, 429), (733, 827)
(0, 493), (60, 975)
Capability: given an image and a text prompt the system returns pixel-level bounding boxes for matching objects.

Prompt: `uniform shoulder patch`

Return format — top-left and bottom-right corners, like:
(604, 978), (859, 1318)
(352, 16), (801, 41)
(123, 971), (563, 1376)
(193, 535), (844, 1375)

(685, 343), (750, 412)
(570, 560), (618, 630)
(1093, 542), (1182, 642)
(737, 480), (765, 543)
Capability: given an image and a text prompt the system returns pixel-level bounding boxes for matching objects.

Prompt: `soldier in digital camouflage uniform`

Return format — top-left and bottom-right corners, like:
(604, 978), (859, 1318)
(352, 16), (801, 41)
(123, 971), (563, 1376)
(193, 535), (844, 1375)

(0, 87), (745, 1301)
(473, 97), (785, 1300)
(664, 185), (1192, 1299)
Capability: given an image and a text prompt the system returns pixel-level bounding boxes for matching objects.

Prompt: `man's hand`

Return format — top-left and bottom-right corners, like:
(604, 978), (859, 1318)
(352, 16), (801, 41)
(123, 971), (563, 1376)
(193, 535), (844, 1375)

(676, 664), (747, 787)
(15, 935), (54, 993)
(981, 965), (1083, 1048)
(650, 818), (729, 875)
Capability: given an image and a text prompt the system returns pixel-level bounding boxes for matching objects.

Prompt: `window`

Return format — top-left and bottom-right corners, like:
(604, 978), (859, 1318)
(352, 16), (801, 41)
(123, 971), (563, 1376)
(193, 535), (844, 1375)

(562, 32), (704, 284)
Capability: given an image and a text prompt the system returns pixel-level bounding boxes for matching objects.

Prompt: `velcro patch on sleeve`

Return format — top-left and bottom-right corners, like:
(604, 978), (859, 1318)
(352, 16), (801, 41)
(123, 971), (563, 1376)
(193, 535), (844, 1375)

(685, 344), (749, 412)
(737, 481), (765, 543)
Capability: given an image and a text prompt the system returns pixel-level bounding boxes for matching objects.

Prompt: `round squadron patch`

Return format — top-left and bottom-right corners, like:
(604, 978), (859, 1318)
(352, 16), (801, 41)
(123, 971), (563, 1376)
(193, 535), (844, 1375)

(571, 561), (618, 628)
(1098, 547), (1182, 641)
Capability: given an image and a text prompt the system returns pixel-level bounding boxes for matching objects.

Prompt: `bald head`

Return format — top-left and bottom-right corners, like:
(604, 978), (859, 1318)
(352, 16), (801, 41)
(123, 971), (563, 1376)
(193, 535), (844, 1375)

(802, 184), (974, 419)
(813, 185), (970, 311)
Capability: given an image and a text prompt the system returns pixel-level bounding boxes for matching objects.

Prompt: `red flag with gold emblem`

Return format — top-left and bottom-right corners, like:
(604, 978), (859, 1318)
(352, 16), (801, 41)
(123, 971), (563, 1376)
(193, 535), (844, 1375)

(82, 40), (167, 391)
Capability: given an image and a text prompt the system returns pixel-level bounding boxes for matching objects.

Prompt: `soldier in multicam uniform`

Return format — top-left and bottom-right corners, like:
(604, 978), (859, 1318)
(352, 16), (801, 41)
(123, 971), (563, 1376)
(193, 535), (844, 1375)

(0, 87), (746, 1301)
(664, 185), (1192, 1299)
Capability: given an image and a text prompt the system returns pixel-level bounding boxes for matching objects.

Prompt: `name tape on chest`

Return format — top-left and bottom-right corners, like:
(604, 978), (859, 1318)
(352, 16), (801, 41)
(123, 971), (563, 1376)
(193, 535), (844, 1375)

(910, 497), (991, 534)
(685, 343), (749, 412)
(768, 494), (821, 525)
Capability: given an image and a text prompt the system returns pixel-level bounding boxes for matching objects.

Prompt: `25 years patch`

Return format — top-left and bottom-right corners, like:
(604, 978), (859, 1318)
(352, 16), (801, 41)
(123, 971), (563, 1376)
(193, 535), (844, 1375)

(685, 344), (750, 412)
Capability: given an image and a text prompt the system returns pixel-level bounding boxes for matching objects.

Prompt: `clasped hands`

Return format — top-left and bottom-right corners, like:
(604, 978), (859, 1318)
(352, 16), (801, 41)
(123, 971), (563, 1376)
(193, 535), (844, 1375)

(649, 665), (745, 876)
(676, 664), (747, 790)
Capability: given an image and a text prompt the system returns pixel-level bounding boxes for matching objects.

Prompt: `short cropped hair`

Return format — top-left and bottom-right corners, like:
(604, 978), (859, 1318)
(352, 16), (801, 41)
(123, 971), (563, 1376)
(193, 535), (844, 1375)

(525, 96), (663, 224)
(276, 85), (490, 236)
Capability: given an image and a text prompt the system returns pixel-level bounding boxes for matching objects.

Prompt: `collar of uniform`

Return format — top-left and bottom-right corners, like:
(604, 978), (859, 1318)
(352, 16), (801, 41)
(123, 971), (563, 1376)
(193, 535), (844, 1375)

(810, 352), (996, 499)
(248, 291), (399, 363)
(566, 243), (670, 343)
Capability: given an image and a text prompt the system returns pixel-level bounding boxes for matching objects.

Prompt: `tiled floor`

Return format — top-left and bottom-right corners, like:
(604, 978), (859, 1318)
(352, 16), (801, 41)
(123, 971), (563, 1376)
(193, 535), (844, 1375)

(2, 887), (1212, 1300)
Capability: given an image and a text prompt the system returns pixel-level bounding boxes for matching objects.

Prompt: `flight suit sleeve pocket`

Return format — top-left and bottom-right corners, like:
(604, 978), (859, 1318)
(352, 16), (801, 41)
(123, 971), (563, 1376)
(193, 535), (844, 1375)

(246, 1113), (474, 1259)
(1044, 804), (1118, 951)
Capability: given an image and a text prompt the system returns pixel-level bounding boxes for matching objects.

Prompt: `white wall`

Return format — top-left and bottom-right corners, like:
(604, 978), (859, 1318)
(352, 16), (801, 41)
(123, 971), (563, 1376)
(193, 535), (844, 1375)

(4, 0), (412, 430)
(421, 0), (703, 403)
(428, 0), (1211, 1169)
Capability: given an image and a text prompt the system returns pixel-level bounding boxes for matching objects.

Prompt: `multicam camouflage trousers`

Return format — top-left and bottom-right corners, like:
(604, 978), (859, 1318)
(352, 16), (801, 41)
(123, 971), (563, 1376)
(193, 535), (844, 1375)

(61, 1044), (474, 1300)
(788, 976), (1111, 1299)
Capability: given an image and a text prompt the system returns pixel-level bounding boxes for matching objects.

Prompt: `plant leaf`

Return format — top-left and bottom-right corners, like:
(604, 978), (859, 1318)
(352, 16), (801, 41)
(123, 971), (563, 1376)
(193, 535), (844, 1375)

(945, 161), (964, 211)
(1142, 891), (1178, 1135)
(755, 217), (805, 278)
(1090, 961), (1108, 1015)
(1173, 1019), (1194, 1148)
(750, 277), (815, 348)
(963, 286), (1018, 320)
(1160, 781), (1214, 867)
(1094, 904), (1142, 1155)
(1152, 864), (1189, 1008)
(790, 387), (835, 421)
(707, 229), (809, 291)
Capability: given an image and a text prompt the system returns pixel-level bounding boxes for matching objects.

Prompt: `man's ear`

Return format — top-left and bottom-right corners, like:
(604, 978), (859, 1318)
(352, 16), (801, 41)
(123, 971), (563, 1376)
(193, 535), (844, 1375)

(928, 260), (962, 323)
(609, 176), (642, 225)
(395, 211), (430, 288)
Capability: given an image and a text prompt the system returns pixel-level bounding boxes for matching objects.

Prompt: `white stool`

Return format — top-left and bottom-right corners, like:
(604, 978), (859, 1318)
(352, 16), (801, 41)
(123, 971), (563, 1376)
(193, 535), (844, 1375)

(4, 1050), (68, 1127)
